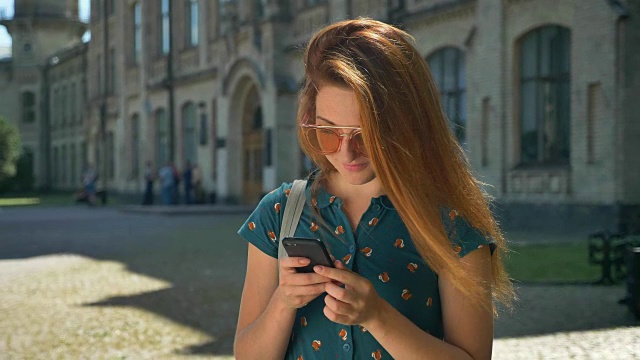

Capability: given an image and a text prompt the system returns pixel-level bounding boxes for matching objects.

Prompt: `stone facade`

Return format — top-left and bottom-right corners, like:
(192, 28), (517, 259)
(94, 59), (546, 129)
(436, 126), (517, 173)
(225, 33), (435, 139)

(0, 0), (85, 188)
(1, 0), (638, 231)
(46, 43), (88, 191)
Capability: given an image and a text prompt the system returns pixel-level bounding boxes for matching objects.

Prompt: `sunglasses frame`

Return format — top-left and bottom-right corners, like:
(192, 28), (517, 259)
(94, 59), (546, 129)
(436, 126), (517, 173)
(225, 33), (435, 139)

(300, 122), (367, 156)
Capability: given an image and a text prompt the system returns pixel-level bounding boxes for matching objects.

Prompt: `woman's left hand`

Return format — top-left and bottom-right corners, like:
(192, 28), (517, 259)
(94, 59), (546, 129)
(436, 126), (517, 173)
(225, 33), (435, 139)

(314, 260), (383, 326)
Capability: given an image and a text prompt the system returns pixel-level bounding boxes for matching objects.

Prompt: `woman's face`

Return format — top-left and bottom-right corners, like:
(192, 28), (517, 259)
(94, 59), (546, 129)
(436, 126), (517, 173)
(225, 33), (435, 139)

(315, 85), (377, 186)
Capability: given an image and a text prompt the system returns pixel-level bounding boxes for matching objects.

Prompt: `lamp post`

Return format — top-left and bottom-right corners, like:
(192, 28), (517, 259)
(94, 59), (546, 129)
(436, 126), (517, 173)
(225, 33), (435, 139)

(166, 0), (176, 164)
(100, 0), (109, 192)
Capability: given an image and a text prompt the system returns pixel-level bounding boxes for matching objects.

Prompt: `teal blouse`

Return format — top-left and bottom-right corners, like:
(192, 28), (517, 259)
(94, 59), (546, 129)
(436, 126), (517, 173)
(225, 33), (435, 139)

(238, 178), (494, 360)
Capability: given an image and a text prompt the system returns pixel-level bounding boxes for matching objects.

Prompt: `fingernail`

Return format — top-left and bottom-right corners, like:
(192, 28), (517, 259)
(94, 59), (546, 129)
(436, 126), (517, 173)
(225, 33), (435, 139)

(314, 265), (323, 273)
(299, 258), (310, 264)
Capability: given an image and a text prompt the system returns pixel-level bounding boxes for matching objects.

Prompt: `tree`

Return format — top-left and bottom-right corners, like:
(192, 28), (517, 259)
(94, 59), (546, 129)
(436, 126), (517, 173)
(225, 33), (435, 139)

(0, 116), (21, 182)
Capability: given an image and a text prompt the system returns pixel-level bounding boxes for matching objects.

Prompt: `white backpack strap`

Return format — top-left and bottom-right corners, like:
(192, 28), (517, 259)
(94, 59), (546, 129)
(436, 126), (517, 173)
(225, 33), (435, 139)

(278, 179), (308, 277)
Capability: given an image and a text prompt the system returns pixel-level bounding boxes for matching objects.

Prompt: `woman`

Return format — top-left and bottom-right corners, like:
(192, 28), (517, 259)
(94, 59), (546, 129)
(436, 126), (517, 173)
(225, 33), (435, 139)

(235, 19), (513, 359)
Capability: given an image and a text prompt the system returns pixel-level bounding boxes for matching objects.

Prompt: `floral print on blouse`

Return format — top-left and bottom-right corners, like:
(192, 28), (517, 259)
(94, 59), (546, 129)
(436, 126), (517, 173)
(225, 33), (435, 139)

(238, 178), (495, 360)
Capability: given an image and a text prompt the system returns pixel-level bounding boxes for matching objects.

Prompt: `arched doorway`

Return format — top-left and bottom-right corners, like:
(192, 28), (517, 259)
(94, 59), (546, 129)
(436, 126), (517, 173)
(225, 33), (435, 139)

(241, 85), (263, 204)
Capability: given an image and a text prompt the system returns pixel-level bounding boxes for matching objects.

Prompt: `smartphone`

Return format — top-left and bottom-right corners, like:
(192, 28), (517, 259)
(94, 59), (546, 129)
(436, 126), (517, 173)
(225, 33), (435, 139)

(282, 237), (335, 273)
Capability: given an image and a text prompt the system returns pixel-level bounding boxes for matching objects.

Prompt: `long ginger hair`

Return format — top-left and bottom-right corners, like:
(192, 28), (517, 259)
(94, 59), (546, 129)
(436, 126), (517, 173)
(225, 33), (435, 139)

(297, 18), (514, 311)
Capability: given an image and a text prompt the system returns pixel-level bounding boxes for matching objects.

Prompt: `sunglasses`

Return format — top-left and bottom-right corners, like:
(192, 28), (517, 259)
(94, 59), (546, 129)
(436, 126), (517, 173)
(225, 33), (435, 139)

(300, 118), (367, 157)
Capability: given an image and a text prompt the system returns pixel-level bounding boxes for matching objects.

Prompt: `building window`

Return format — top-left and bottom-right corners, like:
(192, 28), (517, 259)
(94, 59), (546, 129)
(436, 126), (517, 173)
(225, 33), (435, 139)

(93, 0), (103, 22)
(133, 2), (142, 64)
(519, 26), (571, 164)
(209, 0), (218, 39)
(161, 0), (170, 55)
(156, 109), (169, 166)
(427, 47), (466, 145)
(199, 102), (208, 145)
(182, 102), (197, 163)
(131, 114), (140, 177)
(187, 0), (199, 47)
(108, 0), (115, 16)
(22, 91), (36, 123)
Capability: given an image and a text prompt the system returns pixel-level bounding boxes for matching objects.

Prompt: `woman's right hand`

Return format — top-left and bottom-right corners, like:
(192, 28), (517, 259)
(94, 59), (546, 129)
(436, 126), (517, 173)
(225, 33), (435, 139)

(277, 257), (331, 309)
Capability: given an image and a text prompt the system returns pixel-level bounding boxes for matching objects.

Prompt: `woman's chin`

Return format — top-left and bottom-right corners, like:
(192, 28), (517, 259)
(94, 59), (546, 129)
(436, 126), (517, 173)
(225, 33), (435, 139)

(338, 169), (377, 186)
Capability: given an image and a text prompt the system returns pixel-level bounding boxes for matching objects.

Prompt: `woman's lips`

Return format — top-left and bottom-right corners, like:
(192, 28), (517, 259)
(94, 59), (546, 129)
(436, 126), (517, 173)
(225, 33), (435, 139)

(343, 163), (368, 172)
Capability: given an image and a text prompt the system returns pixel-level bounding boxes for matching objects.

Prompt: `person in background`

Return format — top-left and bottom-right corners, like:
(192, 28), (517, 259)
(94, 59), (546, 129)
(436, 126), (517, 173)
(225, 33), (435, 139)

(171, 163), (181, 204)
(142, 161), (155, 205)
(191, 163), (204, 204)
(234, 19), (514, 360)
(183, 160), (193, 205)
(81, 163), (98, 206)
(158, 162), (175, 206)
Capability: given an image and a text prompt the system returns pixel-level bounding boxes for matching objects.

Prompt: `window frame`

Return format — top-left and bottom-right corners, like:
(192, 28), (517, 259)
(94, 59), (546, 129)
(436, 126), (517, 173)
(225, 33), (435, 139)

(182, 102), (198, 163)
(21, 91), (36, 124)
(518, 25), (571, 166)
(133, 2), (142, 64)
(160, 0), (171, 56)
(426, 47), (467, 146)
(156, 108), (169, 167)
(186, 0), (199, 47)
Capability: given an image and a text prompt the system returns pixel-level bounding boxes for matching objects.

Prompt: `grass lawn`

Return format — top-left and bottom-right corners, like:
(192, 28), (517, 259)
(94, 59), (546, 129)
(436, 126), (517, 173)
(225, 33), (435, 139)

(505, 242), (602, 283)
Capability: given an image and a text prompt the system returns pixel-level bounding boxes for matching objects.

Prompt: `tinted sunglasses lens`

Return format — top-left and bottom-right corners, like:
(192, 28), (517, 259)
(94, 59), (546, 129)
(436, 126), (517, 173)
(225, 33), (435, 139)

(316, 128), (341, 153)
(352, 132), (367, 156)
(304, 128), (339, 153)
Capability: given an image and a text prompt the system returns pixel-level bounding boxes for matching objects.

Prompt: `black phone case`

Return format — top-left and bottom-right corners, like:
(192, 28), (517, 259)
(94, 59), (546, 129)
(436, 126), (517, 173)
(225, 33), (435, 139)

(282, 237), (334, 273)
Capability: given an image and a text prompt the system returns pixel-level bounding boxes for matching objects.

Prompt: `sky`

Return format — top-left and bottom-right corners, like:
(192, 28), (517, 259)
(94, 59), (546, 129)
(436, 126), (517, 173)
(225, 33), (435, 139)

(0, 0), (90, 53)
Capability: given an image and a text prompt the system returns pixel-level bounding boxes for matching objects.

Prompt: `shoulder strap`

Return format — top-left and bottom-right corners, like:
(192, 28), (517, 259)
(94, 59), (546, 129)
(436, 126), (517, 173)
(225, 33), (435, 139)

(278, 179), (308, 277)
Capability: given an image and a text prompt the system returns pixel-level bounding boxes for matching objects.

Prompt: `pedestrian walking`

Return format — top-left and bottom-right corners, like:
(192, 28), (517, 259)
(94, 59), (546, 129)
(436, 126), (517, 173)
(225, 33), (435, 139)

(191, 163), (205, 204)
(81, 163), (98, 206)
(158, 162), (175, 206)
(183, 160), (193, 205)
(142, 161), (155, 205)
(234, 19), (514, 360)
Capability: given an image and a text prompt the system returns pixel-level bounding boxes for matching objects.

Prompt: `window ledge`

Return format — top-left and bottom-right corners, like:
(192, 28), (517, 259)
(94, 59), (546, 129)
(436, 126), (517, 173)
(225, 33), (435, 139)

(508, 165), (570, 195)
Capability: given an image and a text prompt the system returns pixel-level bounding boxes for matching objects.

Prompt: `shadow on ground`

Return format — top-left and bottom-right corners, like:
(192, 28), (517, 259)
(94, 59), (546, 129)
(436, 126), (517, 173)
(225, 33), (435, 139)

(0, 207), (248, 356)
(0, 206), (638, 355)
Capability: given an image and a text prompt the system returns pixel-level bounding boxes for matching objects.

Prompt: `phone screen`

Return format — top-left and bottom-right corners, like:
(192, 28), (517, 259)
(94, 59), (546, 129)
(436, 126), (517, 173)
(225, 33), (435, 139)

(282, 237), (334, 273)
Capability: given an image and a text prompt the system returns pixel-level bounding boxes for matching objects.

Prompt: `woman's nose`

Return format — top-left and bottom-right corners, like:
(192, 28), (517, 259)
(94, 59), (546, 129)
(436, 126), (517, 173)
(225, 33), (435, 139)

(339, 135), (359, 160)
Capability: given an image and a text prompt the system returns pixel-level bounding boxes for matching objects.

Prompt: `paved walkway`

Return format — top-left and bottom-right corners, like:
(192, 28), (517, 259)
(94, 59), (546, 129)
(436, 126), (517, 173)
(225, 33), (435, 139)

(117, 204), (255, 215)
(494, 284), (639, 359)
(0, 205), (638, 359)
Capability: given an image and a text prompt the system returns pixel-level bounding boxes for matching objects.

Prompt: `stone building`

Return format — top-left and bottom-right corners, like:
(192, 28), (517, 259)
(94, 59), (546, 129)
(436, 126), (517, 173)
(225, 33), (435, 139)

(0, 0), (86, 189)
(45, 42), (88, 191)
(2, 0), (639, 231)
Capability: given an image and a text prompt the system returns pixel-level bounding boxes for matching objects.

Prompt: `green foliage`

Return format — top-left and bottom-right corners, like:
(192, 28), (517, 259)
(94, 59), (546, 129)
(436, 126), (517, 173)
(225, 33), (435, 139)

(0, 116), (21, 182)
(0, 148), (35, 193)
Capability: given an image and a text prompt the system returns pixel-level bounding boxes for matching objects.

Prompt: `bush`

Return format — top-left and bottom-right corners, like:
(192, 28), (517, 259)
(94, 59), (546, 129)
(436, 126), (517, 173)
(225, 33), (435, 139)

(0, 116), (21, 183)
(0, 148), (35, 193)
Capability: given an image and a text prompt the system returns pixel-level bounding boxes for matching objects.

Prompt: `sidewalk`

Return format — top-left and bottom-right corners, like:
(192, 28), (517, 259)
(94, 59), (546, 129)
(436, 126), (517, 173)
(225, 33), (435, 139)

(118, 204), (255, 215)
(1, 206), (638, 359)
(494, 283), (639, 359)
